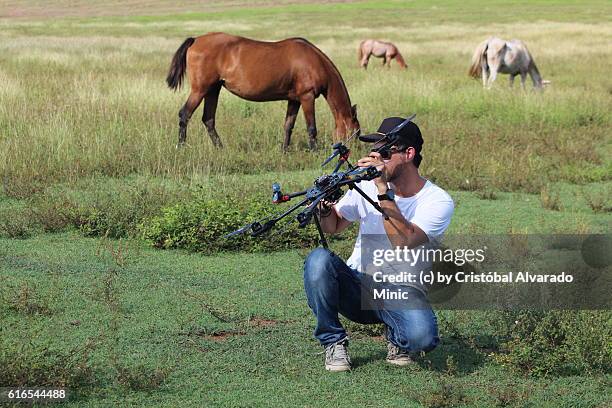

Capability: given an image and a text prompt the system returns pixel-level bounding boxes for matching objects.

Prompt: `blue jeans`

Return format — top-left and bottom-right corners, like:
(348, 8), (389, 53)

(303, 247), (440, 351)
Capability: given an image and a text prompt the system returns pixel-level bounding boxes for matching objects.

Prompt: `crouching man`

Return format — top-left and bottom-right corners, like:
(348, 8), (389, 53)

(304, 116), (454, 371)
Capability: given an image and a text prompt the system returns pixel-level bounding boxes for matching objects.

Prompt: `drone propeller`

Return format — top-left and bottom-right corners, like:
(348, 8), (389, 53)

(320, 128), (360, 168)
(389, 113), (416, 134)
(321, 143), (343, 167)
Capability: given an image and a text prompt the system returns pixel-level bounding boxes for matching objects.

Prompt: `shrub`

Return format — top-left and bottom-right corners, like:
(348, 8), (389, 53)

(116, 364), (169, 391)
(0, 208), (36, 238)
(539, 185), (561, 211)
(17, 178), (186, 239)
(416, 380), (468, 408)
(0, 339), (97, 388)
(72, 181), (179, 238)
(27, 197), (78, 233)
(140, 194), (324, 253)
(474, 189), (498, 200)
(435, 310), (611, 377)
(584, 189), (612, 213)
(6, 283), (52, 316)
(495, 310), (612, 376)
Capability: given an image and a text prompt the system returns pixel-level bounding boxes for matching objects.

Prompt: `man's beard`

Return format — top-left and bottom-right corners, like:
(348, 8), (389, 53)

(385, 164), (402, 183)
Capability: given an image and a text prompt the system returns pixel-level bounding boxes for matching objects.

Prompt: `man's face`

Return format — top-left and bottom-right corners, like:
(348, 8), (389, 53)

(372, 143), (411, 182)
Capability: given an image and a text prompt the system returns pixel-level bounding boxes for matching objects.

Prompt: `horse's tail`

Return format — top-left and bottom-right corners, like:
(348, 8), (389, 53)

(394, 51), (408, 69)
(166, 37), (195, 90)
(468, 39), (488, 78)
(357, 41), (364, 63)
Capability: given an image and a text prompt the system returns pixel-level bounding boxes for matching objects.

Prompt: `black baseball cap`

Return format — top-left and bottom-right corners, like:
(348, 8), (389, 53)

(359, 115), (424, 166)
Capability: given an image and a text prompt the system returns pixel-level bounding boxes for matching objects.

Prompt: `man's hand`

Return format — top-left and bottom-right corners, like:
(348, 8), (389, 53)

(318, 199), (336, 217)
(356, 152), (388, 192)
(317, 198), (352, 234)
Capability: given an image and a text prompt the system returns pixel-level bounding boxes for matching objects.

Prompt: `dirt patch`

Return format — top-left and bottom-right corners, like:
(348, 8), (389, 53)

(247, 317), (279, 328)
(205, 330), (245, 342)
(180, 328), (245, 342)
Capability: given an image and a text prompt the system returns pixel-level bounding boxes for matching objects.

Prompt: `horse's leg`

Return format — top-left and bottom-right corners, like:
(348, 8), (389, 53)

(486, 63), (499, 89)
(509, 74), (516, 88)
(178, 91), (205, 147)
(202, 83), (223, 148)
(481, 65), (489, 88)
(360, 52), (370, 69)
(300, 93), (317, 150)
(520, 72), (528, 90)
(282, 100), (301, 151)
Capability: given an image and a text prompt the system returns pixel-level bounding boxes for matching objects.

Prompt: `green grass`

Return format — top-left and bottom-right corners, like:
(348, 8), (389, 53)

(0, 0), (611, 406)
(1, 184), (611, 405)
(0, 171), (609, 243)
(0, 0), (610, 195)
(1, 232), (610, 407)
(3, 0), (611, 24)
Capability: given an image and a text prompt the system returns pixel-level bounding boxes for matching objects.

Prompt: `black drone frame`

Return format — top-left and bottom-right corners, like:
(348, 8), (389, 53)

(225, 114), (416, 249)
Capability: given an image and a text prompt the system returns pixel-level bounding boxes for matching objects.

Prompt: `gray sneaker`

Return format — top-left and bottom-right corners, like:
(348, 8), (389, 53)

(386, 342), (415, 366)
(324, 338), (351, 372)
(384, 326), (415, 366)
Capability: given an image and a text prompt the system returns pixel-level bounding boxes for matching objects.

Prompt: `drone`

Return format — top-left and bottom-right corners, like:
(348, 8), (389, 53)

(225, 114), (416, 248)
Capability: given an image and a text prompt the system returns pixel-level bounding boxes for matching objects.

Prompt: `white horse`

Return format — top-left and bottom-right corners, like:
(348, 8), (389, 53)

(469, 37), (547, 90)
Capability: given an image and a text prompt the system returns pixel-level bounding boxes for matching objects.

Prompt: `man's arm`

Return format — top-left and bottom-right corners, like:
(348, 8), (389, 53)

(378, 197), (429, 249)
(318, 202), (353, 234)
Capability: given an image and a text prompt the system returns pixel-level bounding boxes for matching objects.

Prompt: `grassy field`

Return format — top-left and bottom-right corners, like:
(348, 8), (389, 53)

(0, 0), (610, 195)
(0, 0), (611, 406)
(1, 230), (610, 407)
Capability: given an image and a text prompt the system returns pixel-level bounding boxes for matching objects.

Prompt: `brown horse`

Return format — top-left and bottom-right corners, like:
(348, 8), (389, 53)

(166, 32), (360, 150)
(358, 39), (407, 69)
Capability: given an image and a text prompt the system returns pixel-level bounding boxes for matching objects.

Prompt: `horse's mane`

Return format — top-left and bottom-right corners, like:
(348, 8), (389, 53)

(289, 37), (352, 105)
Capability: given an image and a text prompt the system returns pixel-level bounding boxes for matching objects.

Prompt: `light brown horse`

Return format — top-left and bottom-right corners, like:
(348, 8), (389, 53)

(358, 39), (407, 69)
(166, 32), (360, 150)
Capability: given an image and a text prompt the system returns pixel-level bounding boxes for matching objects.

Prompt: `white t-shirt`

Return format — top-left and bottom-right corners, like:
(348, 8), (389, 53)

(334, 179), (454, 290)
